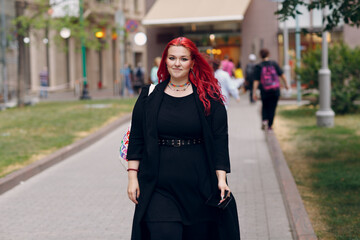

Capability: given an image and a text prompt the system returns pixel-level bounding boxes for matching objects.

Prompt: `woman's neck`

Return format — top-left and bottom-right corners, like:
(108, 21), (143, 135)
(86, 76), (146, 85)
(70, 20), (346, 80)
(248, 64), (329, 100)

(169, 77), (189, 85)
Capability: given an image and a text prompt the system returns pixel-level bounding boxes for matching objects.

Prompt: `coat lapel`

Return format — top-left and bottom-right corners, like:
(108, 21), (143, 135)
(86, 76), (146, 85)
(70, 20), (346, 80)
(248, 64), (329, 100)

(143, 80), (168, 173)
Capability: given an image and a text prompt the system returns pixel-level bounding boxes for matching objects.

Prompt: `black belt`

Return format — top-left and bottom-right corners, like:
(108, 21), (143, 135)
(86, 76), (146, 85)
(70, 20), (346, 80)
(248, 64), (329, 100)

(158, 138), (203, 147)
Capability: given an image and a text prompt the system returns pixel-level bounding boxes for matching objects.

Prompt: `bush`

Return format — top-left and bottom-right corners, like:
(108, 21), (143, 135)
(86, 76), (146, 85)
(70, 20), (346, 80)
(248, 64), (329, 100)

(297, 43), (360, 114)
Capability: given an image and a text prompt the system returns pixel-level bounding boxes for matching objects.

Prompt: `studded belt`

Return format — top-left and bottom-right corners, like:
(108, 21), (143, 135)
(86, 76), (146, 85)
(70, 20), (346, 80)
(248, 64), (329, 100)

(158, 138), (203, 147)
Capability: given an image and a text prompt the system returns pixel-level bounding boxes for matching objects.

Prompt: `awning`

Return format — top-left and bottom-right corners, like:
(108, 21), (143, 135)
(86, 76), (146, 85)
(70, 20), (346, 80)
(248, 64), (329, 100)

(142, 0), (251, 26)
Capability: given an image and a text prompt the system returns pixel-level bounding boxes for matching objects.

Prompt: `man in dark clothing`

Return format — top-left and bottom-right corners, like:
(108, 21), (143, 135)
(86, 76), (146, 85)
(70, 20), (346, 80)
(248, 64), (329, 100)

(245, 54), (257, 103)
(253, 49), (289, 130)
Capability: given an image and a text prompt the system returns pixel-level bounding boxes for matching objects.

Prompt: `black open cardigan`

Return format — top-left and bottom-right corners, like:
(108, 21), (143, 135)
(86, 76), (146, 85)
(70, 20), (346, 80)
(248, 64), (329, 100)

(127, 79), (240, 240)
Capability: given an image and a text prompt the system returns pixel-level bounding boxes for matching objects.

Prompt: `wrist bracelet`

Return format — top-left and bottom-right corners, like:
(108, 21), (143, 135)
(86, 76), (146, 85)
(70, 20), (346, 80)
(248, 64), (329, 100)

(127, 168), (139, 172)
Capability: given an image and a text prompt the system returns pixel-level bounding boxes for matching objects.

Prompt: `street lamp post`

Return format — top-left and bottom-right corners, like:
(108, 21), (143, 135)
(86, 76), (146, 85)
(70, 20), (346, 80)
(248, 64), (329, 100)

(316, 8), (334, 127)
(95, 30), (105, 89)
(0, 0), (8, 106)
(60, 27), (71, 88)
(283, 20), (292, 97)
(295, 5), (302, 104)
(79, 0), (90, 100)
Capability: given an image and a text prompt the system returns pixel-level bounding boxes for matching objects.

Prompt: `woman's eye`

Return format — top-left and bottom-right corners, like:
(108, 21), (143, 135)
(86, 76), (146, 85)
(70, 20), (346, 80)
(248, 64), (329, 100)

(181, 58), (188, 61)
(168, 57), (175, 60)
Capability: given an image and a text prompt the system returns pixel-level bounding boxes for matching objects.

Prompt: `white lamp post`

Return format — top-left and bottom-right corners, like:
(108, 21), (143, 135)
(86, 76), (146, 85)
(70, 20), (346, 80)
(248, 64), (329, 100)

(134, 32), (147, 46)
(60, 27), (71, 87)
(316, 8), (334, 127)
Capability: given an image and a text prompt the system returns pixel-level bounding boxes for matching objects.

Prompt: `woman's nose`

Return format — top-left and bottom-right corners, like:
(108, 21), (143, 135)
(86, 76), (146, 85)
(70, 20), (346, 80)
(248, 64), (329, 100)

(174, 59), (181, 66)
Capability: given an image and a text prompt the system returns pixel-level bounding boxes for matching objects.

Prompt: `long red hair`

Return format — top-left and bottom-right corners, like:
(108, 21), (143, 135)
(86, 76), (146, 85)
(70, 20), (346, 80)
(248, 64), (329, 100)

(157, 37), (224, 115)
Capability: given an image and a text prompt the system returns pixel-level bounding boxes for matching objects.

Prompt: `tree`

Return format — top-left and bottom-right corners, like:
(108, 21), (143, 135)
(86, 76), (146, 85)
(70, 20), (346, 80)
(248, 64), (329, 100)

(276, 0), (360, 31)
(14, 0), (120, 50)
(297, 43), (360, 114)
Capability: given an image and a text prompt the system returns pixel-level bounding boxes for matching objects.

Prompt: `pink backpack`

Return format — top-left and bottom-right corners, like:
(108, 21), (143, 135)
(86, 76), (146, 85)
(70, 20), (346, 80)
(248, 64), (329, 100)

(260, 64), (280, 91)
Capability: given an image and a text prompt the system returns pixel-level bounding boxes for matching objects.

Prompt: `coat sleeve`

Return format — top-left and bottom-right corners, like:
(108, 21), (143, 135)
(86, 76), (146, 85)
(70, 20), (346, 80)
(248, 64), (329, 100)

(127, 86), (149, 160)
(211, 100), (231, 173)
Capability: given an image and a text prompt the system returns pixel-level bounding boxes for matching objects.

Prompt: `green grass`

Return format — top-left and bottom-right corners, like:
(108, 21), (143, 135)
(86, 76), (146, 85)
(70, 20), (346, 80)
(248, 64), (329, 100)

(0, 99), (136, 177)
(278, 107), (360, 240)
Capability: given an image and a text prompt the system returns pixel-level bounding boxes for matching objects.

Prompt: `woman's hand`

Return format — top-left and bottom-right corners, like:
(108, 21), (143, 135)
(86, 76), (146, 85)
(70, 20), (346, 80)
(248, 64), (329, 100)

(216, 170), (231, 204)
(127, 174), (140, 204)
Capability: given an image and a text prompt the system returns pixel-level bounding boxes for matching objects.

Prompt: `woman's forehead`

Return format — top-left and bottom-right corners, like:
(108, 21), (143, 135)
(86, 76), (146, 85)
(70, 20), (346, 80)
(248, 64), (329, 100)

(167, 46), (191, 56)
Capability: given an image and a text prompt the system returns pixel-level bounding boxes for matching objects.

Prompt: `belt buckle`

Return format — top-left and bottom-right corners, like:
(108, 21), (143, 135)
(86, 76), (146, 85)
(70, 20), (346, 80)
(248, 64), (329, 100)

(173, 139), (181, 147)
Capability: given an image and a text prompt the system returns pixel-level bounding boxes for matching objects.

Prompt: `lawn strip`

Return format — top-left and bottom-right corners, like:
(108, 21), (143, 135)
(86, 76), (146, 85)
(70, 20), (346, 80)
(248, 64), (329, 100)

(0, 99), (136, 177)
(275, 106), (360, 240)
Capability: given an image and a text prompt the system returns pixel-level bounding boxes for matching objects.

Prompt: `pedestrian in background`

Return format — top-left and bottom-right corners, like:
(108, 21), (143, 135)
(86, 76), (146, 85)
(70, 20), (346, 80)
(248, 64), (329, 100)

(121, 63), (134, 97)
(212, 59), (240, 109)
(245, 54), (257, 103)
(233, 62), (244, 90)
(133, 62), (145, 94)
(221, 55), (235, 77)
(253, 49), (289, 130)
(150, 57), (161, 85)
(127, 37), (240, 240)
(39, 66), (49, 98)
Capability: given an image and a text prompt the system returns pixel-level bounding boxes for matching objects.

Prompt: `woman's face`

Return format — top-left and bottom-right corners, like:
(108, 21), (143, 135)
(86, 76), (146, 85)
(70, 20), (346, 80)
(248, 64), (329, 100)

(166, 46), (194, 82)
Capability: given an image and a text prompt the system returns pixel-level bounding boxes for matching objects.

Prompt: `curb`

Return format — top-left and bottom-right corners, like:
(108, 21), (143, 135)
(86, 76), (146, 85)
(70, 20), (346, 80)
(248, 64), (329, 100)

(266, 131), (318, 240)
(0, 114), (132, 195)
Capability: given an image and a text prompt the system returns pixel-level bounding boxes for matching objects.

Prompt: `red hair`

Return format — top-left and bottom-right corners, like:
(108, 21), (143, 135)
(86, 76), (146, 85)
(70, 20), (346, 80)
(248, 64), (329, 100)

(157, 37), (224, 115)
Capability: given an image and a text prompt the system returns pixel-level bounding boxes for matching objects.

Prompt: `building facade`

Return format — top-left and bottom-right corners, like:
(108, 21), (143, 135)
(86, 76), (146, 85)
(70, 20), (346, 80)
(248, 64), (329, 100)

(1, 0), (148, 101)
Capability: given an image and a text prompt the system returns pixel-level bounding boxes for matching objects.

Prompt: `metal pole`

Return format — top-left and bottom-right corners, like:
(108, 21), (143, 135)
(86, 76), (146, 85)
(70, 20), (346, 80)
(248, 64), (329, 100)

(98, 46), (102, 89)
(295, 6), (301, 104)
(283, 20), (292, 97)
(45, 25), (50, 88)
(15, 0), (26, 107)
(1, 0), (8, 105)
(316, 8), (334, 127)
(79, 0), (90, 99)
(66, 38), (70, 87)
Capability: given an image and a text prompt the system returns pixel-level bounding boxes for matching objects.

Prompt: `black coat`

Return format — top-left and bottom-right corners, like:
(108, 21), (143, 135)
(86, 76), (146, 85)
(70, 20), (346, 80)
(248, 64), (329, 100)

(127, 79), (240, 240)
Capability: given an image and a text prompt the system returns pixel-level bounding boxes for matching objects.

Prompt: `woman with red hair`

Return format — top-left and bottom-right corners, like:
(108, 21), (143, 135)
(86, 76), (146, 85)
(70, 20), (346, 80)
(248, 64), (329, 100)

(127, 37), (240, 240)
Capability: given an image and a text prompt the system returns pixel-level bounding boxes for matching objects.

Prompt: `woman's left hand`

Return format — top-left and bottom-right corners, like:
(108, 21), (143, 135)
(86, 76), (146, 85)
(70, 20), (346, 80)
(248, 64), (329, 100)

(218, 180), (231, 204)
(216, 170), (231, 204)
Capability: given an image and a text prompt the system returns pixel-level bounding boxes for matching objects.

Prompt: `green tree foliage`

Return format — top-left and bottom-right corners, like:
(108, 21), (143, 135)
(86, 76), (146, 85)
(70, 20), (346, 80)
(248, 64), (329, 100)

(14, 0), (121, 51)
(276, 0), (360, 31)
(297, 43), (360, 114)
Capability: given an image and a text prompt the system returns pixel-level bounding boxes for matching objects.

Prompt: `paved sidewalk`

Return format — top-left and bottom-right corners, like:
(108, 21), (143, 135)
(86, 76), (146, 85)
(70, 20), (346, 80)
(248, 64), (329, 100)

(0, 98), (293, 240)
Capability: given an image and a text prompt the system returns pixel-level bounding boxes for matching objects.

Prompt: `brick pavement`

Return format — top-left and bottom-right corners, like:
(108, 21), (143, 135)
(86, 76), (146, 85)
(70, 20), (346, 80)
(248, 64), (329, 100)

(0, 97), (293, 240)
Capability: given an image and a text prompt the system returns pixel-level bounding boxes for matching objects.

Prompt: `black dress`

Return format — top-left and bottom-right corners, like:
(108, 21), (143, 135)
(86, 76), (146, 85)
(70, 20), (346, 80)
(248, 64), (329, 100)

(144, 93), (217, 224)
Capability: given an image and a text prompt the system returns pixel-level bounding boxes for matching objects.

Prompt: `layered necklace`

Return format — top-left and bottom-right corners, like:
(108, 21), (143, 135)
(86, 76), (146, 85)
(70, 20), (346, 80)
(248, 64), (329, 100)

(168, 81), (191, 91)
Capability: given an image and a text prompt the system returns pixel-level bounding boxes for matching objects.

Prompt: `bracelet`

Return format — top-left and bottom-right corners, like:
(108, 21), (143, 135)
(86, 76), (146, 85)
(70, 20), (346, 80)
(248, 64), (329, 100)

(127, 168), (139, 172)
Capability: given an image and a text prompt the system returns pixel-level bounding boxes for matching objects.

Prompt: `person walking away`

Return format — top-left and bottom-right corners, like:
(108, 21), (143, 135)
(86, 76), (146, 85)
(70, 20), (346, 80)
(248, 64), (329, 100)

(233, 62), (244, 90)
(39, 66), (49, 98)
(253, 49), (289, 130)
(212, 59), (240, 109)
(245, 54), (257, 103)
(121, 63), (134, 97)
(221, 55), (235, 77)
(127, 37), (240, 240)
(150, 57), (161, 85)
(133, 63), (145, 94)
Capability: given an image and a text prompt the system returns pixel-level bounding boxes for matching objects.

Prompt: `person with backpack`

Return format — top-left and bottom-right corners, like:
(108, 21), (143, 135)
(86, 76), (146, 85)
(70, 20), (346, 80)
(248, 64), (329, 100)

(245, 54), (257, 103)
(252, 48), (289, 130)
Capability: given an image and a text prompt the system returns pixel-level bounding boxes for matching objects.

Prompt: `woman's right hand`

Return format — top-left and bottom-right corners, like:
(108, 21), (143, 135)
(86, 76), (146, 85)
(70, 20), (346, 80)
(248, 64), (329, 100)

(128, 175), (140, 204)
